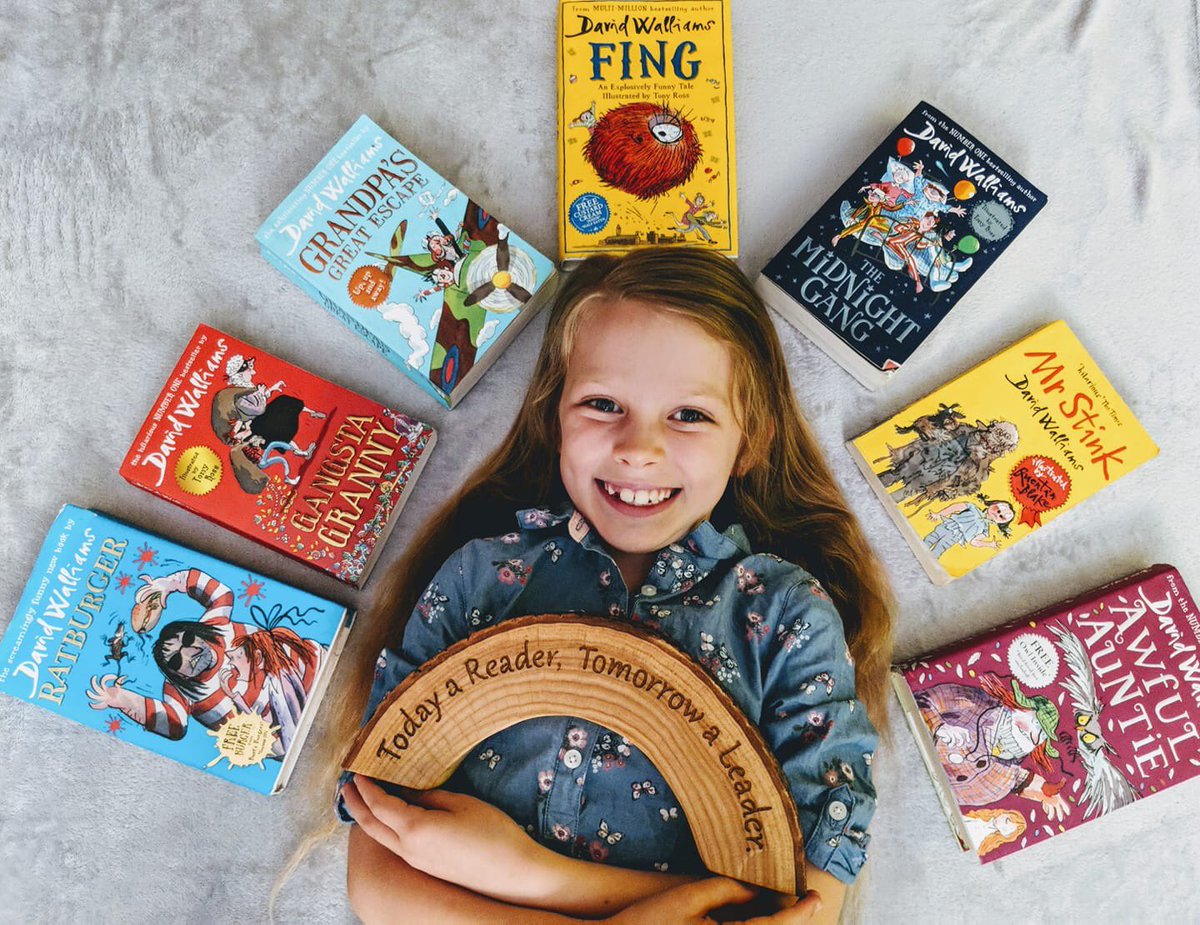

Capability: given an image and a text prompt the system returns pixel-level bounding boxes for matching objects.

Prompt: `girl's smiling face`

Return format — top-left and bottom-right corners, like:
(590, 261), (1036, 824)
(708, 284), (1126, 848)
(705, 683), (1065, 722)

(558, 297), (745, 584)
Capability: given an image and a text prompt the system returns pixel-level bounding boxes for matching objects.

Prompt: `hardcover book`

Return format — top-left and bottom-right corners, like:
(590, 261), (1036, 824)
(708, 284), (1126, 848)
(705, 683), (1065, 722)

(756, 102), (1047, 389)
(120, 324), (436, 587)
(846, 321), (1157, 584)
(892, 565), (1200, 863)
(0, 505), (355, 795)
(256, 115), (558, 408)
(558, 0), (737, 260)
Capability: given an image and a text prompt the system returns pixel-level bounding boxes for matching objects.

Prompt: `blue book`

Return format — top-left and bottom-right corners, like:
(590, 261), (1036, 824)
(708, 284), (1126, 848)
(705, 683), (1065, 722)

(0, 506), (354, 794)
(756, 102), (1047, 389)
(256, 115), (559, 408)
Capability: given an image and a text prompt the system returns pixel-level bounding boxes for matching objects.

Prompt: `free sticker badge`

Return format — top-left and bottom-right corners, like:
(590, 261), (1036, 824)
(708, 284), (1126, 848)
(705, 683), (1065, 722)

(568, 193), (610, 235)
(207, 713), (279, 771)
(175, 446), (222, 496)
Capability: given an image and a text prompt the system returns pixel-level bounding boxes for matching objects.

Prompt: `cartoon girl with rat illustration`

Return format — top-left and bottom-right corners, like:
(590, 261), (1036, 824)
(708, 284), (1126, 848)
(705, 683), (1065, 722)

(86, 568), (324, 755)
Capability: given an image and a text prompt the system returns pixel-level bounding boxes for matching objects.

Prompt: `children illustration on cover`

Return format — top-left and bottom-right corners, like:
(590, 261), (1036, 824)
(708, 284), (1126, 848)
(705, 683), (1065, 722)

(363, 197), (540, 394)
(923, 497), (1014, 558)
(833, 155), (973, 293)
(211, 354), (329, 493)
(86, 568), (327, 759)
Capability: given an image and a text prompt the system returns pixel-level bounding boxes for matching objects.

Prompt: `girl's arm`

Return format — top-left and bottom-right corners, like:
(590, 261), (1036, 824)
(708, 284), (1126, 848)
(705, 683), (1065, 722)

(351, 825), (827, 925)
(801, 866), (846, 925)
(348, 824), (575, 924)
(344, 776), (699, 918)
(756, 579), (881, 914)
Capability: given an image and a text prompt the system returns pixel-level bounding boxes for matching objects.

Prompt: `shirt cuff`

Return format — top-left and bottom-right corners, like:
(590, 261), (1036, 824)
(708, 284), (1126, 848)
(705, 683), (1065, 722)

(333, 770), (355, 823)
(803, 784), (871, 884)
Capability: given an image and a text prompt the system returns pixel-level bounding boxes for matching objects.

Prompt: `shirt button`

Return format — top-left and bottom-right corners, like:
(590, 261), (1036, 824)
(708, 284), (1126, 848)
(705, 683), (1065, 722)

(640, 584), (658, 597)
(563, 749), (582, 770)
(828, 800), (848, 822)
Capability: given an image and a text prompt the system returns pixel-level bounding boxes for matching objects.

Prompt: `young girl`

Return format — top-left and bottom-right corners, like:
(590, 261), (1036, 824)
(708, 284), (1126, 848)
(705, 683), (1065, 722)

(334, 248), (894, 923)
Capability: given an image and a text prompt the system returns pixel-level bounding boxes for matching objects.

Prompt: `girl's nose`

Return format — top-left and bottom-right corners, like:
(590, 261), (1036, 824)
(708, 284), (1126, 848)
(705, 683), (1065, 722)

(614, 416), (665, 467)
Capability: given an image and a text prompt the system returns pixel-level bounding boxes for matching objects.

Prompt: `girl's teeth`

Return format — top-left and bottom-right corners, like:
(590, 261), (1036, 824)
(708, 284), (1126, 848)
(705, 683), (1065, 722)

(608, 483), (672, 506)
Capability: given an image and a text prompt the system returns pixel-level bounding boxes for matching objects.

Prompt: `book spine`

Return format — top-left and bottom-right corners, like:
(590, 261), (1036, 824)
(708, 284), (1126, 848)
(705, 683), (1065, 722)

(258, 247), (452, 409)
(889, 671), (973, 854)
(755, 275), (888, 390)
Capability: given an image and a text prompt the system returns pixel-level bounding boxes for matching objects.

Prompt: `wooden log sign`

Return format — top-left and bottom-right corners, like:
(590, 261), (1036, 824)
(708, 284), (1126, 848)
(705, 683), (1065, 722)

(343, 614), (805, 894)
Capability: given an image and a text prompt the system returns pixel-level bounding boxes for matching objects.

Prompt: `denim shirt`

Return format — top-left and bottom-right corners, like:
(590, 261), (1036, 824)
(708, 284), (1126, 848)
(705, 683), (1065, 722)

(344, 506), (878, 884)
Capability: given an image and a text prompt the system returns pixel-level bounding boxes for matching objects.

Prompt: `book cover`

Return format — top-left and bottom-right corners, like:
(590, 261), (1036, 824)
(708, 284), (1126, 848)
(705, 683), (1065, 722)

(847, 321), (1158, 584)
(120, 324), (436, 587)
(0, 505), (355, 795)
(256, 115), (558, 408)
(756, 102), (1047, 389)
(892, 565), (1200, 863)
(558, 0), (737, 260)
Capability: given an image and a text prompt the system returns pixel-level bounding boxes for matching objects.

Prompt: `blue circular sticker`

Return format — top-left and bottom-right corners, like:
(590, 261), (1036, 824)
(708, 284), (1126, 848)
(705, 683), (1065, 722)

(568, 193), (610, 235)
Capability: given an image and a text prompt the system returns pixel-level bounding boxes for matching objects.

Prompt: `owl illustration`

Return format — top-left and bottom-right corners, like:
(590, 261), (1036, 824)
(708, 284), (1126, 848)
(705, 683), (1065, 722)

(1050, 624), (1139, 818)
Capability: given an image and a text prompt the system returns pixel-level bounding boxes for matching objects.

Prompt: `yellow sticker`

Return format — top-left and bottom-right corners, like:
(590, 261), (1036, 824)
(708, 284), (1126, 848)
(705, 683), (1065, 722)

(206, 712), (278, 770)
(175, 446), (222, 496)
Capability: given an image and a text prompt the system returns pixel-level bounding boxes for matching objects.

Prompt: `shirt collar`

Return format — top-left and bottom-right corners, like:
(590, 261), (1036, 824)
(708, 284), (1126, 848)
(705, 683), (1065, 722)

(514, 505), (751, 592)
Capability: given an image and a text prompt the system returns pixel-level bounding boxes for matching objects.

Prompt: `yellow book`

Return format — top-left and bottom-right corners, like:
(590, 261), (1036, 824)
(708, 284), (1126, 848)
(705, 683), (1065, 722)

(847, 321), (1158, 584)
(557, 0), (737, 261)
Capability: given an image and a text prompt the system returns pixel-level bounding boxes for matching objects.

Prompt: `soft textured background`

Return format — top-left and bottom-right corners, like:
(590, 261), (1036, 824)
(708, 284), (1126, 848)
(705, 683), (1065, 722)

(2, 1), (1198, 922)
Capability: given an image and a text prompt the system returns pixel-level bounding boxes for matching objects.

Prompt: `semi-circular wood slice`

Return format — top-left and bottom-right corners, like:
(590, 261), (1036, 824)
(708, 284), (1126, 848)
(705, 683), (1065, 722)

(343, 614), (805, 894)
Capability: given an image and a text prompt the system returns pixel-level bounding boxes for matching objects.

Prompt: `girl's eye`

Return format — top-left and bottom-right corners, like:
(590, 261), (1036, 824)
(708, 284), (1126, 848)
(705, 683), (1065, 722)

(672, 408), (710, 424)
(585, 398), (620, 414)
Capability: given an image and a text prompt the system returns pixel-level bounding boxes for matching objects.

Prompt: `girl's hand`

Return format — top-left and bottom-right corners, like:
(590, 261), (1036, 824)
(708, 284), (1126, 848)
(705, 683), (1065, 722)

(342, 776), (549, 900)
(607, 878), (823, 925)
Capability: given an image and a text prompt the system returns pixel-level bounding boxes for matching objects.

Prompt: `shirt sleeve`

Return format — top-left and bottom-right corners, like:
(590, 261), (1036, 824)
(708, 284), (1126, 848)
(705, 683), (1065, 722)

(758, 576), (879, 883)
(335, 546), (470, 822)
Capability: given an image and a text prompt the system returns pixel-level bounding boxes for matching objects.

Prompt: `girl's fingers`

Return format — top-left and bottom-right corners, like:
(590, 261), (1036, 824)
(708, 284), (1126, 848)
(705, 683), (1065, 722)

(398, 787), (464, 811)
(676, 877), (758, 915)
(741, 891), (822, 925)
(351, 776), (428, 831)
(342, 781), (405, 855)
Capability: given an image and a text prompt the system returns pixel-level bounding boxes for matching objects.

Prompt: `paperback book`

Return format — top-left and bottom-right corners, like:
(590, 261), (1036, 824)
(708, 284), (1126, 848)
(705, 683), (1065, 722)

(847, 321), (1157, 584)
(256, 115), (558, 408)
(756, 102), (1047, 388)
(0, 505), (355, 795)
(893, 565), (1200, 863)
(120, 324), (436, 587)
(558, 0), (738, 260)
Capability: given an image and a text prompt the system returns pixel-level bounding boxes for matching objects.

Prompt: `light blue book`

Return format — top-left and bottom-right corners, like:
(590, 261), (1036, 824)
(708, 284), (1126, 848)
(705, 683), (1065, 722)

(0, 506), (354, 795)
(256, 115), (558, 408)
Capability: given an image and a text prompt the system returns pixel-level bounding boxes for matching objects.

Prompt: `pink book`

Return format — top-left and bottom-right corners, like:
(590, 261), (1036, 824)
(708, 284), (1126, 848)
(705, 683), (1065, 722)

(892, 565), (1200, 862)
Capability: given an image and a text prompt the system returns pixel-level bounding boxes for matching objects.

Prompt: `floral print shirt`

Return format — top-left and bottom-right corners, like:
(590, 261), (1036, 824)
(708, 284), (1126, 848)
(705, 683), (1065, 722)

(342, 506), (878, 884)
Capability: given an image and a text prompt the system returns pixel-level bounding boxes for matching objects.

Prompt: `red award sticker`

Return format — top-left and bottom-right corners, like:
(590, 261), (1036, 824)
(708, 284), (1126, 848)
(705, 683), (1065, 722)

(1009, 455), (1071, 527)
(348, 264), (391, 308)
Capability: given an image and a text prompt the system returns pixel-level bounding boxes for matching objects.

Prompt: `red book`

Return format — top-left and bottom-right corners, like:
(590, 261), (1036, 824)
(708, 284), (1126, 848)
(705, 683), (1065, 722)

(120, 324), (436, 587)
(893, 565), (1200, 862)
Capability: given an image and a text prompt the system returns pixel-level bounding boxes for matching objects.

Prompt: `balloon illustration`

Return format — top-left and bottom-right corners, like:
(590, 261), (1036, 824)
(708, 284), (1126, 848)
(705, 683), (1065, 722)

(896, 137), (915, 157)
(957, 235), (980, 255)
(954, 180), (977, 200)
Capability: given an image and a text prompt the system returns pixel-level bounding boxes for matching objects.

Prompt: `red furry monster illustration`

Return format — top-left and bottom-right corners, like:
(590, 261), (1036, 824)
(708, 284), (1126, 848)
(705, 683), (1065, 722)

(583, 101), (701, 200)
